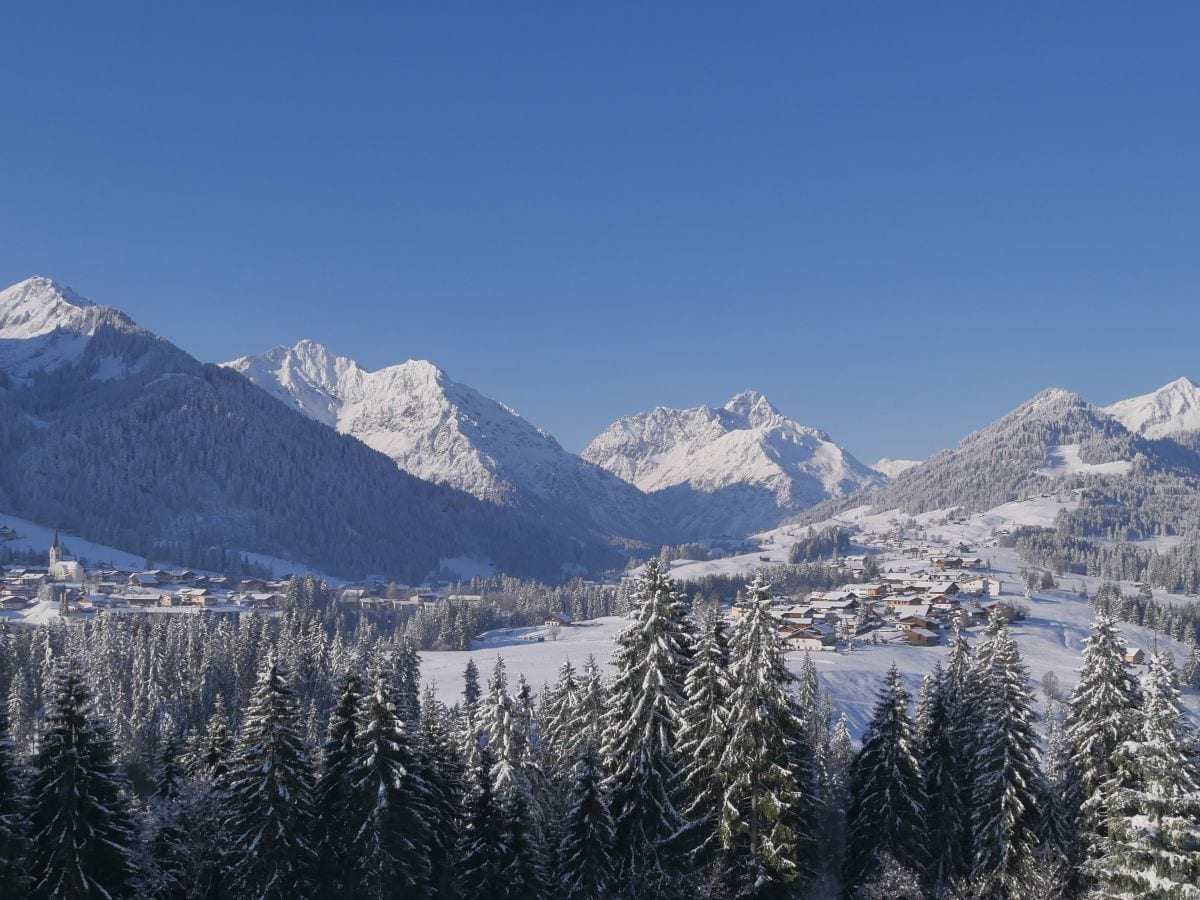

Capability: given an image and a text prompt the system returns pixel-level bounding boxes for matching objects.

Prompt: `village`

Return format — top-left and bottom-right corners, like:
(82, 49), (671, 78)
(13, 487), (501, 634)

(740, 545), (1014, 654)
(0, 526), (477, 626)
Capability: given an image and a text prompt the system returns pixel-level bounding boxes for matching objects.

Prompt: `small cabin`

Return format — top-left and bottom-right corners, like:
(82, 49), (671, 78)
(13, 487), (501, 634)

(1125, 647), (1145, 666)
(544, 612), (574, 627)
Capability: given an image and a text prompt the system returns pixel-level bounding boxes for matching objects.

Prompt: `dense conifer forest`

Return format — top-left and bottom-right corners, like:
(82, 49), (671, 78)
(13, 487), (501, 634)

(0, 566), (1196, 899)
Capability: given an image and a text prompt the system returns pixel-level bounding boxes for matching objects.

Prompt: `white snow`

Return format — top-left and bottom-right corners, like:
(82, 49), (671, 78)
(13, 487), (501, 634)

(224, 340), (664, 539)
(420, 616), (627, 703)
(1105, 376), (1200, 438)
(871, 458), (923, 479)
(0, 512), (151, 570)
(582, 391), (883, 535)
(0, 276), (133, 379)
(1036, 444), (1133, 478)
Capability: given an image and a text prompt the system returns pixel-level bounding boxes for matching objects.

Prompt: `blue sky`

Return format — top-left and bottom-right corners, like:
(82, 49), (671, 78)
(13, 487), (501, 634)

(2, 3), (1199, 462)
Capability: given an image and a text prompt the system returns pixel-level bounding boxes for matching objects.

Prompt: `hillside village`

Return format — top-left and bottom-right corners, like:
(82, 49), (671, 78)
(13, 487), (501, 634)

(745, 548), (1006, 653)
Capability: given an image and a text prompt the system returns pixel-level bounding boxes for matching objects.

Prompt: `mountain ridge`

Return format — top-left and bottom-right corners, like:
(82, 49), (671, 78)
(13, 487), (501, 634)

(582, 392), (883, 537)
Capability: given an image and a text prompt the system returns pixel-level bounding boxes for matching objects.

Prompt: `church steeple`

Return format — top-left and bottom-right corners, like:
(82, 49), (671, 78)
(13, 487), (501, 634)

(49, 529), (62, 568)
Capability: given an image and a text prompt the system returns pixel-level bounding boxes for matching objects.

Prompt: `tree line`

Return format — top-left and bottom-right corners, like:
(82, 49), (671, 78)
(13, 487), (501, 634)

(0, 563), (1197, 898)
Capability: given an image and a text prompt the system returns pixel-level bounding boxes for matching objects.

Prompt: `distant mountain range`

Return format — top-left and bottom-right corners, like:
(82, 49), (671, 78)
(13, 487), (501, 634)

(225, 340), (675, 547)
(7, 274), (1200, 579)
(582, 391), (883, 537)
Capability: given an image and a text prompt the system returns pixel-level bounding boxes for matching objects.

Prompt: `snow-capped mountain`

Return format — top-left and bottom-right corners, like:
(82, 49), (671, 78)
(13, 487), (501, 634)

(872, 458), (922, 480)
(0, 276), (143, 380)
(225, 341), (675, 546)
(0, 277), (591, 580)
(1104, 376), (1200, 439)
(582, 391), (883, 537)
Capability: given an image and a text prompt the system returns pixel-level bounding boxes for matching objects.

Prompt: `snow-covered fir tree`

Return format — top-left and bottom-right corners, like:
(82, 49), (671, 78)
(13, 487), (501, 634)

(844, 663), (927, 893)
(458, 744), (508, 900)
(671, 604), (731, 869)
(716, 574), (816, 895)
(556, 743), (616, 899)
(1090, 649), (1200, 897)
(346, 654), (431, 897)
(419, 684), (464, 897)
(27, 656), (140, 899)
(0, 707), (29, 897)
(312, 667), (364, 895)
(601, 556), (692, 895)
(1065, 615), (1143, 860)
(914, 661), (968, 890)
(969, 618), (1046, 894)
(222, 657), (316, 899)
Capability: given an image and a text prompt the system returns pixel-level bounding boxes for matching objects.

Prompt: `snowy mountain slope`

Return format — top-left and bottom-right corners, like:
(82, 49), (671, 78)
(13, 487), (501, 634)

(225, 340), (675, 546)
(0, 277), (592, 580)
(795, 387), (1172, 526)
(871, 457), (922, 479)
(0, 276), (146, 381)
(582, 391), (883, 538)
(1104, 376), (1200, 439)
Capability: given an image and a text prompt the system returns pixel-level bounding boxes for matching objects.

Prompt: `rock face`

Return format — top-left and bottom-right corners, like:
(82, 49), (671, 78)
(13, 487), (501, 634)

(226, 340), (675, 547)
(582, 391), (883, 538)
(1104, 376), (1200, 439)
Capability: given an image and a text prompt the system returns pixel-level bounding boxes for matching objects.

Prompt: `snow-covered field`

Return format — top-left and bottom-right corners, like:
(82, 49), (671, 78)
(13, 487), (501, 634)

(422, 497), (1200, 740)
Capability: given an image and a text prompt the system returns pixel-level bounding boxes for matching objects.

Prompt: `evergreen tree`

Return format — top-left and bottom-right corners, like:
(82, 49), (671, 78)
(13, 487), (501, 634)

(312, 668), (363, 896)
(1065, 615), (1143, 860)
(716, 575), (815, 894)
(601, 557), (692, 894)
(347, 655), (431, 897)
(144, 735), (196, 900)
(1091, 649), (1200, 897)
(222, 657), (316, 900)
(0, 707), (29, 898)
(419, 684), (463, 897)
(844, 664), (927, 892)
(970, 619), (1046, 894)
(27, 657), (139, 900)
(671, 604), (731, 868)
(915, 662), (968, 890)
(556, 745), (616, 900)
(458, 744), (508, 900)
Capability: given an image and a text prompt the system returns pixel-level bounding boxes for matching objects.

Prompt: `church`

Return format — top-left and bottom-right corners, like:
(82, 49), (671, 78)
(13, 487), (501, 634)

(48, 530), (85, 582)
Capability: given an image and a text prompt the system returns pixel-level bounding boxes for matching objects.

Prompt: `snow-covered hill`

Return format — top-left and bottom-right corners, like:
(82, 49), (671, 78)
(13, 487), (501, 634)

(226, 341), (674, 546)
(1104, 376), (1200, 438)
(582, 391), (883, 538)
(871, 457), (922, 479)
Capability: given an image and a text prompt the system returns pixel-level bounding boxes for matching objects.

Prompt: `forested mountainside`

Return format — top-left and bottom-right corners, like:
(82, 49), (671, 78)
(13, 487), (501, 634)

(0, 278), (590, 580)
(797, 388), (1189, 524)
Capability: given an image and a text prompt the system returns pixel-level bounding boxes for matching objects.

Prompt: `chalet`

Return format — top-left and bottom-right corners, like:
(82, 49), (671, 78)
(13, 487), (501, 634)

(928, 582), (960, 598)
(239, 578), (270, 593)
(249, 592), (286, 609)
(0, 595), (29, 610)
(897, 613), (939, 632)
(1125, 647), (1145, 666)
(130, 572), (161, 587)
(544, 612), (574, 627)
(907, 627), (940, 647)
(0, 525), (17, 541)
(782, 623), (837, 652)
